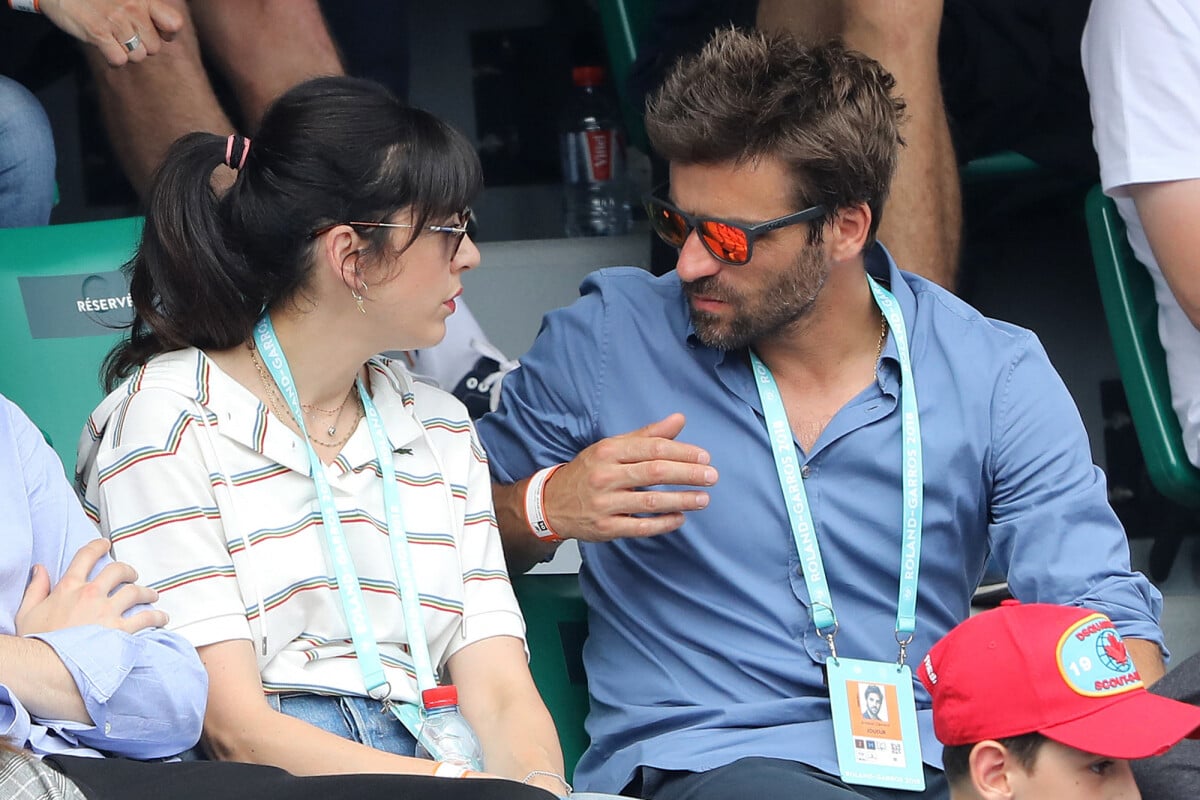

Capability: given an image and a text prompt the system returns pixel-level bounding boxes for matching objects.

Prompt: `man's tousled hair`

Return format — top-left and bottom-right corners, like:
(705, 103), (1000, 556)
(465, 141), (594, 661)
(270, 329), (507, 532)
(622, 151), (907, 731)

(645, 27), (905, 246)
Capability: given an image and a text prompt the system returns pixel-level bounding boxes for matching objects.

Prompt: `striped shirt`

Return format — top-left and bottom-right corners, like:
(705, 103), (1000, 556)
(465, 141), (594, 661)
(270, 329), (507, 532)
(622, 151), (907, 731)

(78, 348), (523, 705)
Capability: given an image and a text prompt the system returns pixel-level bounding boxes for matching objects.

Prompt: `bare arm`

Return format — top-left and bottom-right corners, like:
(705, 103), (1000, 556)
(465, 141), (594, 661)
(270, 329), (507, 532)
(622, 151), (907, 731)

(1128, 179), (1200, 330)
(197, 638), (458, 775)
(493, 479), (561, 575)
(494, 414), (718, 574)
(449, 636), (566, 795)
(1125, 638), (1166, 687)
(0, 635), (88, 723)
(8, 539), (165, 724)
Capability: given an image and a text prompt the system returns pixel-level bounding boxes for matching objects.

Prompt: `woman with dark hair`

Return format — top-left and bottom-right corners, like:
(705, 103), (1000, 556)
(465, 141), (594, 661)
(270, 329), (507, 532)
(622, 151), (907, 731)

(76, 76), (567, 795)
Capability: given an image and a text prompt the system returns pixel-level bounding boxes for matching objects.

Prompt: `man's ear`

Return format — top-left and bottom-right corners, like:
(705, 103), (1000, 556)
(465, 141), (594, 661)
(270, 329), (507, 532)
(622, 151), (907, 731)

(969, 740), (1017, 800)
(826, 202), (871, 262)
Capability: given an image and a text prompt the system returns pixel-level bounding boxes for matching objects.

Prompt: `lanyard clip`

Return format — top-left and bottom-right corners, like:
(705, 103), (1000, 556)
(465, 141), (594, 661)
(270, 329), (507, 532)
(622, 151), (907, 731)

(368, 680), (393, 713)
(825, 631), (839, 661)
(895, 632), (914, 667)
(813, 602), (839, 662)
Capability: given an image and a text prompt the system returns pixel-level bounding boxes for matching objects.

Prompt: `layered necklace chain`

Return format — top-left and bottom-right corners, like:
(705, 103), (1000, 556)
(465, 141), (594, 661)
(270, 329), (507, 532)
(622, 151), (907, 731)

(248, 341), (363, 448)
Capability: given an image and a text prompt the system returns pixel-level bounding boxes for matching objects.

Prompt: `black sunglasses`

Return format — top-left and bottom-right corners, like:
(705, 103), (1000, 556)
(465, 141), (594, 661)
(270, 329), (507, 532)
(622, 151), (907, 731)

(644, 195), (826, 265)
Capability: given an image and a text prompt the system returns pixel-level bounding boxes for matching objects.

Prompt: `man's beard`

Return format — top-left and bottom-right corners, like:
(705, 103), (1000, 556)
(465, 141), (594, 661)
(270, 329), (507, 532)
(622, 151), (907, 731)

(685, 244), (828, 351)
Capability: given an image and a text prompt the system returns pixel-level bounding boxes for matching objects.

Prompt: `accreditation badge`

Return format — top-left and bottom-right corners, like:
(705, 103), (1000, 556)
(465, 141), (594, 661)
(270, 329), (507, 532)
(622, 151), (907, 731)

(827, 657), (925, 792)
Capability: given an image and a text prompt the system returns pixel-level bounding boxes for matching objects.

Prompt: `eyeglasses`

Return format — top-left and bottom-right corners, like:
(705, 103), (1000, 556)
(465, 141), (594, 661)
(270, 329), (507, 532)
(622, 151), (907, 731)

(310, 208), (475, 258)
(644, 195), (826, 265)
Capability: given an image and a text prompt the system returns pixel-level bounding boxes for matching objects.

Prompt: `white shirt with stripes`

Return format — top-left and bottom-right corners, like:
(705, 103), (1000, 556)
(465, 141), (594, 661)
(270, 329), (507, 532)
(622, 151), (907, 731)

(77, 348), (524, 705)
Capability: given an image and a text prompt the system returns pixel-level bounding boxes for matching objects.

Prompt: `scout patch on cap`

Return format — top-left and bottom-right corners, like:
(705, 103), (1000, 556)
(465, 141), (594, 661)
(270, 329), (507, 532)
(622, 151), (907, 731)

(1056, 612), (1143, 697)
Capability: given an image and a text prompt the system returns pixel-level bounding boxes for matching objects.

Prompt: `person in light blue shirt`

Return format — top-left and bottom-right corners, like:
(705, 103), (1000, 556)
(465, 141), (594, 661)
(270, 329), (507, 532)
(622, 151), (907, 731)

(0, 394), (205, 761)
(477, 29), (1165, 800)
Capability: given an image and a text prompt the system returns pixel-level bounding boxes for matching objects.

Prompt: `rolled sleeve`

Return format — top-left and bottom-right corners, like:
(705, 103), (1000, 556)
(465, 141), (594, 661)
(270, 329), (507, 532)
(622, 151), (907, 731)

(32, 625), (207, 759)
(479, 272), (610, 482)
(988, 334), (1165, 651)
(0, 683), (34, 752)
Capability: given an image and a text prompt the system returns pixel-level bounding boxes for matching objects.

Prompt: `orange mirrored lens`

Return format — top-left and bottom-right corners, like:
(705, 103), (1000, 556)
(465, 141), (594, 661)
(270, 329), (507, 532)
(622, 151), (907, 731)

(700, 221), (750, 263)
(652, 205), (690, 246)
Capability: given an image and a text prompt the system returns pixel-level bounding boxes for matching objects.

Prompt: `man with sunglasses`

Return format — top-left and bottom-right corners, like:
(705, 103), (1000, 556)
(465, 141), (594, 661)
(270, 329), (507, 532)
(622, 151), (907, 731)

(477, 29), (1164, 800)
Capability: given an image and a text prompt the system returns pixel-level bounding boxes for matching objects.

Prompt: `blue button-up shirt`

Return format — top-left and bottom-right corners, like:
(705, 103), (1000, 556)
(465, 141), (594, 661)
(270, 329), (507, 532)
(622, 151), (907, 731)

(478, 245), (1164, 793)
(0, 394), (206, 759)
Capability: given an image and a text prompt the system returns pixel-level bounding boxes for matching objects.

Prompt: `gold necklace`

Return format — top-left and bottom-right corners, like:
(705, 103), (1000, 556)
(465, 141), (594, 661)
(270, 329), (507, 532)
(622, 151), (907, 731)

(301, 386), (355, 422)
(874, 312), (888, 377)
(304, 395), (363, 448)
(247, 342), (362, 448)
(306, 386), (355, 437)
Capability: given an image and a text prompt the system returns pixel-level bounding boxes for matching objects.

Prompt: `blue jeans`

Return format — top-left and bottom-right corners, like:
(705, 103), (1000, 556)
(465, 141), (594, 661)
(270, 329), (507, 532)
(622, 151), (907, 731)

(267, 693), (420, 755)
(181, 694), (419, 761)
(0, 76), (55, 228)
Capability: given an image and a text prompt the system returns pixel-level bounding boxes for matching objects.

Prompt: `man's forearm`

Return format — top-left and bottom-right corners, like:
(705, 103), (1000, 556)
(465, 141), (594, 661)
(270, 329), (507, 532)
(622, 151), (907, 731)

(1126, 637), (1166, 686)
(0, 634), (88, 724)
(492, 480), (561, 575)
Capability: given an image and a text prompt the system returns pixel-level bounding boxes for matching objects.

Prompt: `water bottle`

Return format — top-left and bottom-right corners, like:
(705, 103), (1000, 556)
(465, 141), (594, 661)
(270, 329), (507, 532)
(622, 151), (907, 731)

(413, 685), (485, 771)
(560, 65), (632, 237)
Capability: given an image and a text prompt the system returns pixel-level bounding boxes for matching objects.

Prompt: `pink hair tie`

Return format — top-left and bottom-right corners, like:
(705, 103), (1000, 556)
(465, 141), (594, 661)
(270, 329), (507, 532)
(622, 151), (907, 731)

(224, 134), (251, 171)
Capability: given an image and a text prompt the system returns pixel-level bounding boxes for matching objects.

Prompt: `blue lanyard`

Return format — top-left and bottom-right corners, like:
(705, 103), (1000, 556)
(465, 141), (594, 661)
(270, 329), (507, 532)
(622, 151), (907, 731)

(750, 275), (923, 663)
(252, 316), (436, 734)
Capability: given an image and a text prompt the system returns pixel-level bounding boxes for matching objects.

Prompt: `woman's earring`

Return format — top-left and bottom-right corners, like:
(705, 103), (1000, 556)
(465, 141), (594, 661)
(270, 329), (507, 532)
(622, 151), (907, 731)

(351, 281), (367, 315)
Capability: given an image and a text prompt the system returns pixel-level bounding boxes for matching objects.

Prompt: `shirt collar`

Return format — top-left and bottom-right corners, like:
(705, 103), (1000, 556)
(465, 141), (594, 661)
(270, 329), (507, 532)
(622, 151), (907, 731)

(198, 351), (426, 475)
(868, 241), (917, 396)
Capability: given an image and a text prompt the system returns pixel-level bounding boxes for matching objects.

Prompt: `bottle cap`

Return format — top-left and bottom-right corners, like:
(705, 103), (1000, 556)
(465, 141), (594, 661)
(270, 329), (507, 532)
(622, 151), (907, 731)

(422, 685), (460, 709)
(572, 66), (605, 87)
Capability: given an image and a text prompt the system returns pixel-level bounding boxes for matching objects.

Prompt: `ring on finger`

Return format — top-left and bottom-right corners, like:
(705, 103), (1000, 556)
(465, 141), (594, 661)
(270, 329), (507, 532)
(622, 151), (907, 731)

(122, 32), (142, 52)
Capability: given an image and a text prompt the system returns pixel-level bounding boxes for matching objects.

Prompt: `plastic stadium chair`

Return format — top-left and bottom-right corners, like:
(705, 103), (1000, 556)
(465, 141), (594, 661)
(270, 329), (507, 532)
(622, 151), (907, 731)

(0, 217), (141, 477)
(512, 573), (591, 782)
(1085, 186), (1200, 580)
(959, 150), (1042, 184)
(595, 0), (656, 155)
(1084, 185), (1200, 509)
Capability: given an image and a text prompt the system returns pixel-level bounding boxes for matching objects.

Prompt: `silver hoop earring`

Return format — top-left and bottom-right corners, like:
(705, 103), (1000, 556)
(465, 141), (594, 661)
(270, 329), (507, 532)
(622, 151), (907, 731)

(351, 287), (366, 315)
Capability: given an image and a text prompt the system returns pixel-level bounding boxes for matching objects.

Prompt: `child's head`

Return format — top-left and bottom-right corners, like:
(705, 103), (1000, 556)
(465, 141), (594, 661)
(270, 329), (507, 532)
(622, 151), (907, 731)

(918, 601), (1200, 799)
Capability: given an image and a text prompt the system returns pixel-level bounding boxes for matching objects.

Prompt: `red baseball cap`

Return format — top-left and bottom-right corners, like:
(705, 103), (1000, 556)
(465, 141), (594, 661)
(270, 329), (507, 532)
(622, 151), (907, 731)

(917, 601), (1200, 759)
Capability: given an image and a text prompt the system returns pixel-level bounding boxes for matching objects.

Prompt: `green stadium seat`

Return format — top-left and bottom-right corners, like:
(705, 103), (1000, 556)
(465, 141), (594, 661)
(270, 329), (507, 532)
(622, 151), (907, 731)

(959, 151), (1042, 184)
(1084, 186), (1200, 509)
(595, 0), (656, 155)
(0, 217), (140, 477)
(1084, 185), (1200, 580)
(512, 572), (591, 782)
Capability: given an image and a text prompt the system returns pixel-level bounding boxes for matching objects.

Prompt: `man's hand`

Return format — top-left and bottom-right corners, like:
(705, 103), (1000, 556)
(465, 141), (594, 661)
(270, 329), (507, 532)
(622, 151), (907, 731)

(545, 413), (718, 542)
(39, 0), (185, 67)
(16, 538), (167, 637)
